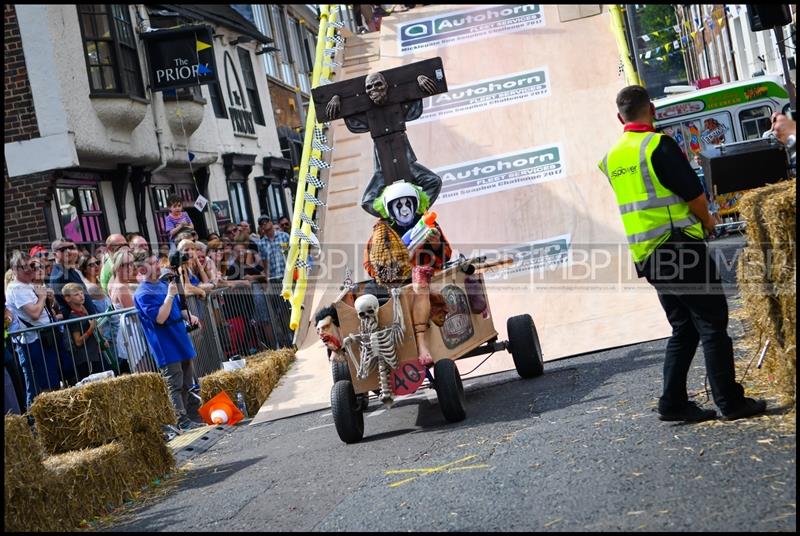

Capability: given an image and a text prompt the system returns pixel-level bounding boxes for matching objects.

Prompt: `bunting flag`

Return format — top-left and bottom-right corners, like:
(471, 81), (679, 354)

(329, 20), (345, 28)
(303, 193), (326, 206)
(294, 228), (320, 248)
(330, 33), (345, 45)
(323, 60), (341, 68)
(318, 77), (332, 85)
(295, 258), (312, 269)
(305, 173), (325, 188)
(300, 213), (319, 231)
(324, 47), (341, 56)
(312, 138), (331, 152)
(309, 156), (331, 169)
(313, 127), (327, 144)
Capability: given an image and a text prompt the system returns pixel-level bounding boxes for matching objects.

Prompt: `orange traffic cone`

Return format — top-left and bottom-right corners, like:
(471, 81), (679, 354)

(198, 391), (244, 426)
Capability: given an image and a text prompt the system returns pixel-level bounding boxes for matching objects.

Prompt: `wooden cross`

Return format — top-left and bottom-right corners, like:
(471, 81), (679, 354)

(311, 57), (448, 186)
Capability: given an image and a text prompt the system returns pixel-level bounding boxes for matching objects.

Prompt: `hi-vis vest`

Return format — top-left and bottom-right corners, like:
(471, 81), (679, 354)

(599, 131), (704, 263)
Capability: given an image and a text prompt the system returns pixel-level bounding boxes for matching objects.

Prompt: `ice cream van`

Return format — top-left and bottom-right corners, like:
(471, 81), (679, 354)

(653, 75), (791, 216)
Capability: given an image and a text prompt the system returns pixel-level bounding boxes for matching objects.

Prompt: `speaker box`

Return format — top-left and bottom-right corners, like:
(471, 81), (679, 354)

(699, 139), (788, 195)
(746, 4), (792, 31)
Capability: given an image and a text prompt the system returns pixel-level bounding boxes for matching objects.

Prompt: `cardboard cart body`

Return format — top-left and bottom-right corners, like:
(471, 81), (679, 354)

(329, 258), (544, 443)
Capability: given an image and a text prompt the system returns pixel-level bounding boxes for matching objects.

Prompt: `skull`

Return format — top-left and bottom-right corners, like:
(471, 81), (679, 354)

(365, 73), (388, 105)
(354, 294), (380, 321)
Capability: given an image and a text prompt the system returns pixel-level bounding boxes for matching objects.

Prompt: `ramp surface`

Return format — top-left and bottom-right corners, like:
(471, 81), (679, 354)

(254, 5), (671, 424)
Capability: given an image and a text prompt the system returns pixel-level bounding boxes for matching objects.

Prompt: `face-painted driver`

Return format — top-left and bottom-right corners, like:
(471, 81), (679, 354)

(389, 197), (418, 227)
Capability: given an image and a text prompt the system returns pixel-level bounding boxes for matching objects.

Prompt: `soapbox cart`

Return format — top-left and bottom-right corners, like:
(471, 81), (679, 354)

(329, 257), (544, 443)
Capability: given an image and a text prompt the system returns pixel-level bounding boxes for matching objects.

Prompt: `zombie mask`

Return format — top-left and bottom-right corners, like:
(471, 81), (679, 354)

(365, 73), (388, 105)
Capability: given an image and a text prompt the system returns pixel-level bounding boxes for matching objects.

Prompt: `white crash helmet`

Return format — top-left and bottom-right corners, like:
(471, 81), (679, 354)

(380, 181), (419, 216)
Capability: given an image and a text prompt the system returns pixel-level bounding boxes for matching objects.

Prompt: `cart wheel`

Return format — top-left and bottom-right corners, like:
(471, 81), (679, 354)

(331, 380), (364, 444)
(507, 314), (544, 378)
(434, 359), (466, 423)
(331, 359), (350, 384)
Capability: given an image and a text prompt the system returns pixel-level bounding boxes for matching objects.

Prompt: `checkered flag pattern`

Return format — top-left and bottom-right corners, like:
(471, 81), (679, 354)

(324, 46), (341, 56)
(329, 20), (345, 28)
(323, 60), (341, 68)
(295, 259), (311, 269)
(300, 213), (319, 230)
(313, 127), (327, 144)
(309, 156), (331, 169)
(330, 34), (345, 45)
(303, 193), (326, 206)
(305, 173), (325, 189)
(294, 229), (320, 248)
(312, 138), (331, 152)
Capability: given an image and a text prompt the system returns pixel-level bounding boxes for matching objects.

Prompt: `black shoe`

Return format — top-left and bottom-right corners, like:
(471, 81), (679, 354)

(721, 398), (767, 421)
(658, 401), (717, 422)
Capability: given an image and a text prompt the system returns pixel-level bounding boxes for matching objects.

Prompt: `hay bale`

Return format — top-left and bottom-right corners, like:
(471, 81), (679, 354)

(200, 349), (296, 416)
(30, 372), (176, 455)
(43, 430), (174, 529)
(4, 415), (61, 532)
(737, 179), (796, 404)
(4, 427), (174, 532)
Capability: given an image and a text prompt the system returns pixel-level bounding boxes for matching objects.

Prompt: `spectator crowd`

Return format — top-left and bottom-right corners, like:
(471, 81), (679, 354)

(4, 199), (293, 423)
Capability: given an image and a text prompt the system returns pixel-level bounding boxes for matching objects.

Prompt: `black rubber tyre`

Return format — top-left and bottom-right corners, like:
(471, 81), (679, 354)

(331, 359), (350, 384)
(507, 314), (544, 378)
(434, 359), (466, 423)
(331, 380), (364, 444)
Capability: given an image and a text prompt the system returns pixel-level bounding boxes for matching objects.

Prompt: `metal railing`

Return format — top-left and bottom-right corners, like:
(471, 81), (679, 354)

(7, 279), (293, 408)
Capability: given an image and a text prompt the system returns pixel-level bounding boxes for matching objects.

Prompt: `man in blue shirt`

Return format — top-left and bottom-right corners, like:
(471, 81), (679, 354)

(256, 216), (290, 279)
(48, 239), (98, 316)
(133, 254), (202, 430)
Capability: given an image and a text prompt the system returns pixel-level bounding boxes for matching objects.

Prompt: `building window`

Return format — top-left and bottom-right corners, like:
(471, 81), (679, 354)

(739, 105), (774, 140)
(253, 5), (278, 78)
(287, 17), (313, 94)
(237, 48), (265, 125)
(270, 5), (296, 86)
(228, 173), (254, 225)
(208, 81), (228, 118)
(77, 5), (145, 98)
(56, 183), (109, 247)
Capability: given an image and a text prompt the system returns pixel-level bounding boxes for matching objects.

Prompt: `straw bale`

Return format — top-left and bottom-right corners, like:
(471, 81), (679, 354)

(4, 415), (60, 532)
(737, 179), (796, 404)
(30, 372), (176, 455)
(200, 349), (296, 416)
(4, 428), (174, 532)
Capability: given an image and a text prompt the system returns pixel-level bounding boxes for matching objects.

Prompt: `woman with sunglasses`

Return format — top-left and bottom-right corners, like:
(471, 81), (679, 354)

(78, 255), (102, 287)
(6, 251), (68, 407)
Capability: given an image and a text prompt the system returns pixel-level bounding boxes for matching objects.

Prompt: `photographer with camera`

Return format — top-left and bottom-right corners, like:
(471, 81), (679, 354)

(133, 253), (203, 430)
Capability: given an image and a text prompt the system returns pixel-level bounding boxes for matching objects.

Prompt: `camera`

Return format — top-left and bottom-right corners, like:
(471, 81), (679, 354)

(169, 250), (190, 269)
(184, 319), (200, 333)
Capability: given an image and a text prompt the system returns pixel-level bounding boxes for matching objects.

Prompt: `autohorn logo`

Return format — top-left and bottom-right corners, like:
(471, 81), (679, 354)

(417, 68), (550, 123)
(398, 5), (544, 55)
(435, 145), (565, 204)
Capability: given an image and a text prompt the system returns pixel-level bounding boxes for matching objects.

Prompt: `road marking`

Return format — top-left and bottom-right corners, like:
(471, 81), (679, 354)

(305, 423), (335, 431)
(319, 412), (331, 419)
(385, 454), (490, 487)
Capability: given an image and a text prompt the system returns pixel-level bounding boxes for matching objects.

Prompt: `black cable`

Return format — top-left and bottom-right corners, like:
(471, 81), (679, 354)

(461, 351), (495, 377)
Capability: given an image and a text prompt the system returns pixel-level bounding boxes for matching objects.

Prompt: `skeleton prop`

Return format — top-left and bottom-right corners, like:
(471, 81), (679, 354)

(342, 288), (405, 407)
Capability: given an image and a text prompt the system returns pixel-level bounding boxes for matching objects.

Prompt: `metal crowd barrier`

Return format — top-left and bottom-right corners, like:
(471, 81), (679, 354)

(7, 279), (295, 408)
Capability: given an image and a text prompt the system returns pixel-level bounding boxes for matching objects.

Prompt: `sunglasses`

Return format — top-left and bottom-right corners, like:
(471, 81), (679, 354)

(87, 261), (99, 267)
(57, 245), (77, 252)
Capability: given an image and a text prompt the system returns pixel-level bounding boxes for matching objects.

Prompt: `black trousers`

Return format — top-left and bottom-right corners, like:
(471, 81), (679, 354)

(640, 236), (745, 414)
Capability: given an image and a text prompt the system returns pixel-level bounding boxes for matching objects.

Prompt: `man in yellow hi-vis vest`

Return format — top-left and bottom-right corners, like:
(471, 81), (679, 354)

(600, 86), (766, 422)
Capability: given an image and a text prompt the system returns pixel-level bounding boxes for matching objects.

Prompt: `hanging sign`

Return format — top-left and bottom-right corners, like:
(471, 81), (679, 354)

(142, 25), (218, 91)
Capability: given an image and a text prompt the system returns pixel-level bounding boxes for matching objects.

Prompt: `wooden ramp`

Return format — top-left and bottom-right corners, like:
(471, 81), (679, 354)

(253, 5), (671, 425)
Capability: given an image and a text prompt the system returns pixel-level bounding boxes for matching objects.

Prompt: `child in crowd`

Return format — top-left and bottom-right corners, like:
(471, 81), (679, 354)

(165, 194), (194, 253)
(62, 283), (115, 380)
